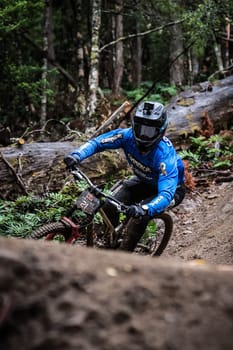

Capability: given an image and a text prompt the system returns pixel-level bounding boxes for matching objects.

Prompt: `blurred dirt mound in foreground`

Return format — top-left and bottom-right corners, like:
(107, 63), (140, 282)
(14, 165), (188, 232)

(0, 237), (233, 350)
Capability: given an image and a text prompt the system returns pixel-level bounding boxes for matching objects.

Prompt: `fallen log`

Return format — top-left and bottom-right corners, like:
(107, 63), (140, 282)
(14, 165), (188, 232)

(0, 76), (232, 198)
(0, 236), (233, 350)
(166, 75), (233, 141)
(0, 142), (127, 199)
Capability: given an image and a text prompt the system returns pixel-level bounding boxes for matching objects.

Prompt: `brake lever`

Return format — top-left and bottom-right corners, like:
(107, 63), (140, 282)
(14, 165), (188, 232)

(108, 199), (128, 213)
(72, 170), (83, 181)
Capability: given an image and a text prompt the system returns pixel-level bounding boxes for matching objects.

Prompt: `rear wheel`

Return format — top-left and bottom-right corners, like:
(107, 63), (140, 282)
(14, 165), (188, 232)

(120, 212), (173, 256)
(28, 222), (71, 242)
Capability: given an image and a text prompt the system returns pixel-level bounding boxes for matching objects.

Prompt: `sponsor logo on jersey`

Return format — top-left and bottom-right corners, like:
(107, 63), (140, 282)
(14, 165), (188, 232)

(134, 168), (153, 181)
(150, 195), (164, 206)
(127, 153), (152, 173)
(160, 162), (167, 175)
(100, 133), (123, 144)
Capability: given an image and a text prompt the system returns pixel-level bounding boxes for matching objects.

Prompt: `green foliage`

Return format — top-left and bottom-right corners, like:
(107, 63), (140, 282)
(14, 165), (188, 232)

(184, 0), (233, 64)
(0, 176), (127, 238)
(141, 219), (157, 244)
(0, 62), (57, 124)
(179, 149), (200, 168)
(124, 88), (145, 102)
(0, 0), (44, 34)
(179, 134), (233, 169)
(123, 82), (178, 105)
(0, 0), (58, 128)
(0, 188), (80, 238)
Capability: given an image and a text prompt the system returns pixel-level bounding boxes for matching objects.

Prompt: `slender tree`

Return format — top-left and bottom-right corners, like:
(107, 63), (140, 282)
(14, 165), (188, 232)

(131, 21), (142, 88)
(87, 0), (102, 121)
(41, 0), (50, 125)
(167, 0), (185, 86)
(75, 0), (87, 119)
(112, 0), (124, 97)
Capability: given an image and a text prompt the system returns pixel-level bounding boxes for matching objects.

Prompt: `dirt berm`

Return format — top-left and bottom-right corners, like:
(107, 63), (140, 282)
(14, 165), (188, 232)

(0, 236), (233, 350)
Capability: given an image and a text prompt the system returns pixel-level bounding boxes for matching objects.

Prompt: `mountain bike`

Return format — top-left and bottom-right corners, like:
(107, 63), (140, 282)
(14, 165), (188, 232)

(28, 166), (173, 256)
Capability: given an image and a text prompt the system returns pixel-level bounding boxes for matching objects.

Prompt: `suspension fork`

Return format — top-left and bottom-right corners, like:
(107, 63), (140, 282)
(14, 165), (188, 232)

(60, 216), (80, 243)
(99, 208), (116, 246)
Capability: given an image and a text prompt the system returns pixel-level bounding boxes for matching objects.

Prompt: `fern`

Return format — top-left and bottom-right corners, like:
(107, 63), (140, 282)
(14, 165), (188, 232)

(180, 134), (233, 170)
(3, 214), (41, 237)
(179, 150), (200, 167)
(0, 186), (80, 237)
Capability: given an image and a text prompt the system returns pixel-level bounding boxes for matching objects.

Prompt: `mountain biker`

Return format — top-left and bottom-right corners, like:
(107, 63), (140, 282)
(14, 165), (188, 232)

(64, 101), (185, 251)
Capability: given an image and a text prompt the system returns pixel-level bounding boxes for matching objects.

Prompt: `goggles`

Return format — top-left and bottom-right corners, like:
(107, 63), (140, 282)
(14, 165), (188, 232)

(134, 122), (160, 142)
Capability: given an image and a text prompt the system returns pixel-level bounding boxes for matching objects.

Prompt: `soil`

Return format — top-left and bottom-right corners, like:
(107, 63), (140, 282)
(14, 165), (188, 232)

(0, 180), (233, 350)
(164, 180), (233, 265)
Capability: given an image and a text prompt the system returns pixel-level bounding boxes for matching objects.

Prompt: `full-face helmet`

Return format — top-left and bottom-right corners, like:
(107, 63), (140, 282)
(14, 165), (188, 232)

(132, 101), (168, 152)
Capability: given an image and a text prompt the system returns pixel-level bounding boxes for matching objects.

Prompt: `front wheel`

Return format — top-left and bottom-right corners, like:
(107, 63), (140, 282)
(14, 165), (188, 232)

(28, 222), (72, 242)
(147, 213), (173, 256)
(120, 212), (173, 256)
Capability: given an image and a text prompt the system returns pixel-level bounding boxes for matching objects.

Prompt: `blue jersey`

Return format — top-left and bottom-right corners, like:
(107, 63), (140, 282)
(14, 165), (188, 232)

(70, 128), (185, 216)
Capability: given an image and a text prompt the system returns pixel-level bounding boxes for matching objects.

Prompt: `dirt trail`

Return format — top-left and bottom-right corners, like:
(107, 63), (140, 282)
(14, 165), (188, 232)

(0, 234), (233, 350)
(164, 181), (233, 265)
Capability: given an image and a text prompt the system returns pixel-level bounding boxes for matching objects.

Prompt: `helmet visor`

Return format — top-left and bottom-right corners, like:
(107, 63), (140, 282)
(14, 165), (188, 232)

(134, 122), (160, 141)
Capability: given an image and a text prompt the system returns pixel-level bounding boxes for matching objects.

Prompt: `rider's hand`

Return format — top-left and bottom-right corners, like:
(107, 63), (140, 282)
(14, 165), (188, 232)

(126, 205), (146, 218)
(64, 155), (79, 169)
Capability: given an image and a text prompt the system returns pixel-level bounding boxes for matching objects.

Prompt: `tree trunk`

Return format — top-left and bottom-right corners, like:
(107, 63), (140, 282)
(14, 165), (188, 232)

(213, 32), (224, 71)
(131, 21), (142, 87)
(87, 0), (102, 121)
(189, 49), (200, 85)
(169, 23), (185, 86)
(112, 0), (124, 97)
(75, 0), (87, 119)
(40, 0), (50, 126)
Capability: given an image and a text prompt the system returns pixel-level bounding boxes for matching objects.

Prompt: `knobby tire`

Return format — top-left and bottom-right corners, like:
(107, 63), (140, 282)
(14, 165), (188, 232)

(28, 222), (71, 241)
(120, 212), (173, 256)
(151, 212), (173, 256)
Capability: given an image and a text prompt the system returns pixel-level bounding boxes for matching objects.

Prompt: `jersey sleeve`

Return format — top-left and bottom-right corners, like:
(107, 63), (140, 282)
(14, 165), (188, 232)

(70, 129), (127, 161)
(146, 145), (178, 216)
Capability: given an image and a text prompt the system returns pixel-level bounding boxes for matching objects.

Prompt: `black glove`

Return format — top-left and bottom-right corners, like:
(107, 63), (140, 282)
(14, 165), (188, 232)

(64, 155), (79, 169)
(126, 205), (146, 218)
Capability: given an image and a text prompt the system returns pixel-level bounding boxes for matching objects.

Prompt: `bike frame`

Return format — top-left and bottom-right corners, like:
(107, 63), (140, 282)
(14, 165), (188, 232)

(44, 166), (129, 246)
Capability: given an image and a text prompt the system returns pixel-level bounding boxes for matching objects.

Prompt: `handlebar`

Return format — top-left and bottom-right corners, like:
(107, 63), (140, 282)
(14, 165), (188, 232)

(70, 166), (129, 213)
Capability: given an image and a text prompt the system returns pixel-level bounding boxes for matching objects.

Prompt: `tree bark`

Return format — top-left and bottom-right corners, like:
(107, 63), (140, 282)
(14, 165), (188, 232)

(169, 18), (185, 86)
(87, 0), (102, 121)
(75, 0), (87, 119)
(0, 142), (127, 199)
(40, 0), (50, 126)
(166, 75), (233, 141)
(131, 21), (142, 87)
(169, 1), (185, 87)
(112, 0), (124, 97)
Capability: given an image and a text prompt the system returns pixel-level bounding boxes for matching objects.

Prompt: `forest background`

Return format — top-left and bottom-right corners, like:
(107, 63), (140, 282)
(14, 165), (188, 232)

(1, 0), (233, 140)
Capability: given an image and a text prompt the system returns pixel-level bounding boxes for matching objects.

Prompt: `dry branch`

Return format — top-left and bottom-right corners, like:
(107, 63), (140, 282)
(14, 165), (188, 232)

(99, 18), (186, 52)
(91, 101), (130, 137)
